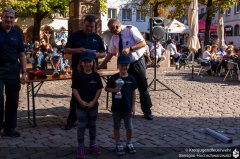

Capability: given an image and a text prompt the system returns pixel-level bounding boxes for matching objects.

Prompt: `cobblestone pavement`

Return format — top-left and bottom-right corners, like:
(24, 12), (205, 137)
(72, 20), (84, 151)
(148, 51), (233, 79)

(0, 67), (240, 159)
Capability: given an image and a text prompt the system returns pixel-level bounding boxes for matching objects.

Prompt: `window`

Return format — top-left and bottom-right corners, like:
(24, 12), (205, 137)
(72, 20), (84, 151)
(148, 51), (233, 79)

(136, 10), (145, 22)
(226, 8), (231, 15)
(234, 24), (239, 36)
(122, 9), (132, 21)
(108, 8), (117, 19)
(200, 8), (204, 14)
(225, 25), (233, 36)
(235, 3), (240, 13)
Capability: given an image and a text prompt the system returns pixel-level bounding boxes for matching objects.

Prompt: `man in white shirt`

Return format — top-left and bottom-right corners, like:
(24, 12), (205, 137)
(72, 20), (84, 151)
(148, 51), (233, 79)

(149, 41), (166, 67)
(167, 39), (180, 65)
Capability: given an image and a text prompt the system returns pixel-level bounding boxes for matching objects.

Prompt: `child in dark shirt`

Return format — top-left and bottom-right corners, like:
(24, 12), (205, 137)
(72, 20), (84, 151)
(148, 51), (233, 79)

(72, 51), (103, 159)
(105, 55), (137, 156)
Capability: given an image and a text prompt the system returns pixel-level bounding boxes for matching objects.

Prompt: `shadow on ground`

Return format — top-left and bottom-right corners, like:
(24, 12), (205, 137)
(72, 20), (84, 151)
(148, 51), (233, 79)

(0, 107), (239, 159)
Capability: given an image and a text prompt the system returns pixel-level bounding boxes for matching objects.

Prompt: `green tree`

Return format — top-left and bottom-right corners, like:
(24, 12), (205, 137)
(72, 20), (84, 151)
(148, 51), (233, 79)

(135, 0), (238, 44)
(0, 0), (107, 42)
(0, 0), (70, 42)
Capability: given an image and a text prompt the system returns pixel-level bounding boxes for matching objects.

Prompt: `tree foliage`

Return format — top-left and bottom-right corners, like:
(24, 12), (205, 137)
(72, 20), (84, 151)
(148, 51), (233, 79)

(135, 0), (239, 44)
(0, 0), (70, 42)
(0, 0), (107, 42)
(99, 0), (107, 14)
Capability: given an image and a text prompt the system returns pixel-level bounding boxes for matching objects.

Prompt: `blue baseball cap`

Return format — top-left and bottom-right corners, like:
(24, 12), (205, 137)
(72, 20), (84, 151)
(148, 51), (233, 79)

(117, 55), (130, 65)
(81, 50), (95, 61)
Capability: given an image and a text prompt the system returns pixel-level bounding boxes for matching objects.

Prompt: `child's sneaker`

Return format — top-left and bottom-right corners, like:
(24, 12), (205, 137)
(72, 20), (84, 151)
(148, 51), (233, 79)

(126, 143), (136, 154)
(115, 144), (125, 156)
(76, 147), (85, 159)
(90, 144), (101, 155)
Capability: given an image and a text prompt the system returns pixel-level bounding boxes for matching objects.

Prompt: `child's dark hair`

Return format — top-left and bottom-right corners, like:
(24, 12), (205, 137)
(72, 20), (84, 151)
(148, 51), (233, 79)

(77, 59), (97, 73)
(83, 15), (96, 23)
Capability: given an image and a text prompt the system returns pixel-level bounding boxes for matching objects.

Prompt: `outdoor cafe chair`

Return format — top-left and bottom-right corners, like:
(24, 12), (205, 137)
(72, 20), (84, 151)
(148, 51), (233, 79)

(223, 60), (240, 81)
(198, 58), (212, 76)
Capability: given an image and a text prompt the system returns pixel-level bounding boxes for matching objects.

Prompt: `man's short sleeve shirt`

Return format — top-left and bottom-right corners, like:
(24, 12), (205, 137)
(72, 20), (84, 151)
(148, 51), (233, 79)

(0, 25), (25, 63)
(108, 25), (145, 62)
(65, 30), (105, 70)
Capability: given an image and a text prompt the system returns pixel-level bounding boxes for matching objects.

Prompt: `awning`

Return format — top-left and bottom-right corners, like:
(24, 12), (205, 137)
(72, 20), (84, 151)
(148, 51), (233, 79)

(47, 19), (68, 30)
(199, 20), (217, 32)
(165, 19), (189, 33)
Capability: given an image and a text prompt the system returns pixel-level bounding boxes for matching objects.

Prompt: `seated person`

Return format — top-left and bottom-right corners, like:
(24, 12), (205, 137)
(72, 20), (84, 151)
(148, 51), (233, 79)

(143, 45), (152, 66)
(29, 41), (41, 69)
(218, 48), (234, 72)
(150, 41), (166, 67)
(167, 39), (180, 66)
(210, 44), (220, 73)
(51, 48), (64, 71)
(35, 49), (44, 69)
(218, 45), (227, 56)
(201, 45), (212, 75)
(202, 45), (212, 61)
(41, 44), (53, 70)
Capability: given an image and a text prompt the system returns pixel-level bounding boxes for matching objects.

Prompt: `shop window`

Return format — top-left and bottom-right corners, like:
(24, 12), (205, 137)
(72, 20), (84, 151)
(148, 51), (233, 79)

(225, 25), (233, 36)
(122, 9), (132, 21)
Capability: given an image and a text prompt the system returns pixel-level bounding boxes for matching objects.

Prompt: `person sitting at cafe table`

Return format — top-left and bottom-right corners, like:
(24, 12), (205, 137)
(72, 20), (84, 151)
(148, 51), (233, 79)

(217, 48), (234, 72)
(210, 44), (220, 74)
(201, 45), (212, 75)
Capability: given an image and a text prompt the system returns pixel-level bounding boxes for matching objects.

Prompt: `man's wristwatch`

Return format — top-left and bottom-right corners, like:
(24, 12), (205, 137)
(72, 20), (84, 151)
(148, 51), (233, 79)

(130, 47), (134, 52)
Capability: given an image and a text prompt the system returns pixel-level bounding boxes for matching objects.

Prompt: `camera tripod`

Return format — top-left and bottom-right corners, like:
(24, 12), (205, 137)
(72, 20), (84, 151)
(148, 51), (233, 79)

(148, 41), (182, 99)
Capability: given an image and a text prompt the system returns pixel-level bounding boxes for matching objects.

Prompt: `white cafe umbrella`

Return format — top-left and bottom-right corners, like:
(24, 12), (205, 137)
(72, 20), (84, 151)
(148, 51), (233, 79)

(187, 0), (200, 79)
(217, 11), (226, 48)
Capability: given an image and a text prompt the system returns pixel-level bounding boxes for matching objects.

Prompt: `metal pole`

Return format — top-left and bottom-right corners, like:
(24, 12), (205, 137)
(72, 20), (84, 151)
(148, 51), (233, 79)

(205, 128), (232, 143)
(154, 41), (157, 90)
(192, 52), (194, 79)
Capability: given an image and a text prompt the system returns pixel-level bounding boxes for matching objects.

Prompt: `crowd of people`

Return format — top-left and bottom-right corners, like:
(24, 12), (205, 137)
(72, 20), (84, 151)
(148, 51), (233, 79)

(201, 43), (240, 76)
(27, 38), (67, 71)
(143, 38), (187, 69)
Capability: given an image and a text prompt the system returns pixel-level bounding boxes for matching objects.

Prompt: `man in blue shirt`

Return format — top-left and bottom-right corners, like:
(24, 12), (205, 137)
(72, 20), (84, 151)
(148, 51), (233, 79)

(0, 8), (26, 137)
(64, 15), (106, 130)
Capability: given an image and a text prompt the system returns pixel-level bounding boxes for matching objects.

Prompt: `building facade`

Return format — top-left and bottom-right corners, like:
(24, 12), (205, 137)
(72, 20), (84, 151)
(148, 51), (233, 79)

(101, 0), (150, 37)
(199, 2), (240, 47)
(223, 2), (240, 47)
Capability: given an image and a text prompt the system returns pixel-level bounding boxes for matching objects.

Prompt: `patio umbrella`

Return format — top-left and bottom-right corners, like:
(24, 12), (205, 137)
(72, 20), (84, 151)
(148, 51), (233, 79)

(217, 11), (226, 48)
(187, 0), (200, 79)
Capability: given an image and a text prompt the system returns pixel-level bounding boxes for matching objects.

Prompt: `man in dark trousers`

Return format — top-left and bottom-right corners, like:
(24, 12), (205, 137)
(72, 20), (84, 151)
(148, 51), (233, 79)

(99, 18), (153, 120)
(0, 8), (26, 137)
(64, 15), (106, 130)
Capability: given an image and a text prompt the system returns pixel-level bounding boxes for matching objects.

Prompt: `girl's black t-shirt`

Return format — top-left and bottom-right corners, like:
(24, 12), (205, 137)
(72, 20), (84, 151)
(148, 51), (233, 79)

(72, 71), (103, 109)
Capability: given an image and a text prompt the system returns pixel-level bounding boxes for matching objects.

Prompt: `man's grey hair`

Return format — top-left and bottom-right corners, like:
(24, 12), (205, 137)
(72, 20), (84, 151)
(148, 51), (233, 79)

(2, 8), (15, 15)
(107, 18), (121, 27)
